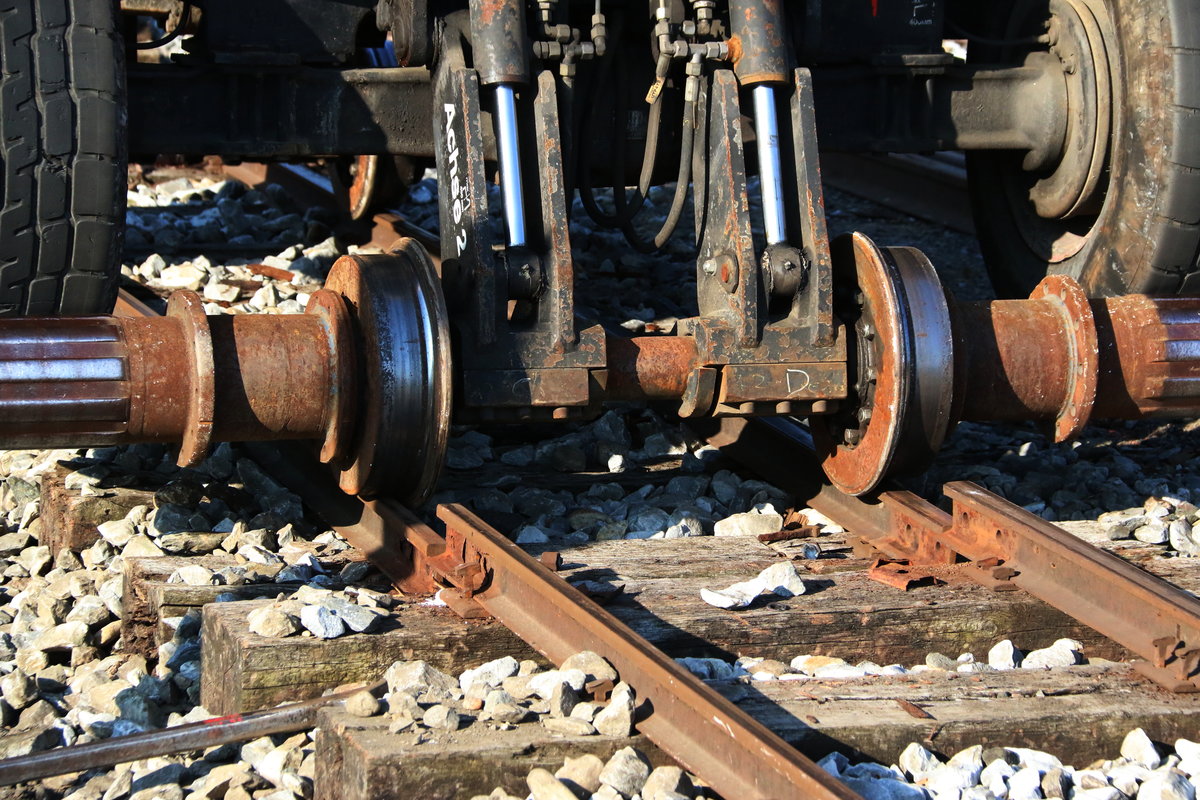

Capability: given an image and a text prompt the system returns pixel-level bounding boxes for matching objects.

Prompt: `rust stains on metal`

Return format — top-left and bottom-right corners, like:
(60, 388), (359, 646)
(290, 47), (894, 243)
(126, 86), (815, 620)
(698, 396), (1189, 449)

(431, 503), (864, 800)
(954, 299), (1072, 421)
(895, 699), (935, 720)
(757, 525), (821, 544)
(1094, 294), (1200, 418)
(477, 0), (505, 28)
(0, 289), (352, 467)
(865, 559), (947, 591)
(207, 314), (335, 442)
(604, 335), (698, 400)
(725, 35), (743, 66)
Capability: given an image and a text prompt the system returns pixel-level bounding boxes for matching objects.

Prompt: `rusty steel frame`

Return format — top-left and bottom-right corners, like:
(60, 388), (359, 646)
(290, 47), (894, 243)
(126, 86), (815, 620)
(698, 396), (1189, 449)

(698, 415), (1200, 692)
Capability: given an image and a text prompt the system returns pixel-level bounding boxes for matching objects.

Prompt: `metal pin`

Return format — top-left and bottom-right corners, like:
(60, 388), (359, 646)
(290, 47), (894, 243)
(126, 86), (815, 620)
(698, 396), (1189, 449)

(753, 84), (786, 245)
(494, 85), (527, 247)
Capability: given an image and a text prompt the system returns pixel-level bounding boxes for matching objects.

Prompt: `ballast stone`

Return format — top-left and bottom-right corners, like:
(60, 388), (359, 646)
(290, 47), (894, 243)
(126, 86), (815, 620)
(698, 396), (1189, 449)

(299, 605), (344, 639)
(526, 767), (580, 800)
(247, 606), (300, 638)
(1137, 772), (1195, 800)
(1022, 639), (1082, 669)
(713, 510), (785, 537)
(593, 681), (635, 737)
(1122, 728), (1162, 769)
(599, 746), (651, 797)
(700, 561), (806, 609)
(987, 640), (1023, 670)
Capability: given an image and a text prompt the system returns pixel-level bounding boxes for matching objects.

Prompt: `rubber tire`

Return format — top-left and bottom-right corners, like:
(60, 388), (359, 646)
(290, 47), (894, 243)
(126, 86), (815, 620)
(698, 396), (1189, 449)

(0, 0), (125, 316)
(967, 0), (1200, 298)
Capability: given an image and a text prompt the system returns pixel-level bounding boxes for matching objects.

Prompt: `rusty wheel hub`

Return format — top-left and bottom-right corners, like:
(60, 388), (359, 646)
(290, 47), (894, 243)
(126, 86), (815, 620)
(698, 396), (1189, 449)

(813, 233), (954, 496)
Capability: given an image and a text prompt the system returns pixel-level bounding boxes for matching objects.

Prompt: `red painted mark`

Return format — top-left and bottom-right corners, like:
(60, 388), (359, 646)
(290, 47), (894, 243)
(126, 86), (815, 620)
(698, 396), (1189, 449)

(204, 714), (245, 726)
(871, 0), (878, 16)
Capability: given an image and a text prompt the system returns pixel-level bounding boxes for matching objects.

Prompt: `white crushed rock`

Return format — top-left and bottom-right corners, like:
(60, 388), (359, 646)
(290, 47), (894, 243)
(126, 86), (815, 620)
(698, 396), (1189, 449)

(699, 561), (806, 609)
(665, 637), (1094, 683)
(821, 731), (1200, 800)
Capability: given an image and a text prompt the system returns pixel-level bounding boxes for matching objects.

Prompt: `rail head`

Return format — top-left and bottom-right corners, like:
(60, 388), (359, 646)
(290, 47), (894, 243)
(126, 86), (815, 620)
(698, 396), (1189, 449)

(433, 502), (861, 800)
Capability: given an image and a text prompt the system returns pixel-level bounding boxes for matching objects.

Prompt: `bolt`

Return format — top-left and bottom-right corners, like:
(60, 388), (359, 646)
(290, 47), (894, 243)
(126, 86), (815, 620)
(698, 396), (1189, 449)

(857, 407), (872, 423)
(702, 260), (717, 275)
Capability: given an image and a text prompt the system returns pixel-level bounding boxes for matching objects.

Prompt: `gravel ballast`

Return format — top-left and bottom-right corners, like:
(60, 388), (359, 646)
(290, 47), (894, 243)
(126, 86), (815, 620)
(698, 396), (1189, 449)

(0, 164), (1194, 798)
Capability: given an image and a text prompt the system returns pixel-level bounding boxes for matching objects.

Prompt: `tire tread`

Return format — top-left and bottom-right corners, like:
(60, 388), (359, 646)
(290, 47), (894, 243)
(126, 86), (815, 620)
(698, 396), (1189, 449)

(0, 0), (123, 316)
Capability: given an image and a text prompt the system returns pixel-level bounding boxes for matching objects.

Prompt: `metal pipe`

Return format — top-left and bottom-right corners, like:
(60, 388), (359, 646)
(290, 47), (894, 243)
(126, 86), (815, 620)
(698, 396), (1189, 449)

(753, 85), (787, 245)
(954, 293), (1200, 428)
(0, 682), (381, 786)
(494, 85), (527, 247)
(1093, 295), (1200, 418)
(604, 335), (698, 400)
(955, 299), (1072, 421)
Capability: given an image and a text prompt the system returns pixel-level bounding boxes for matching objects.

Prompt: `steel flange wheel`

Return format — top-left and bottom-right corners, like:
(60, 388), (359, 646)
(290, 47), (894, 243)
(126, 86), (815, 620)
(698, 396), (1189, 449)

(969, 0), (1200, 297)
(324, 238), (452, 504)
(813, 233), (955, 496)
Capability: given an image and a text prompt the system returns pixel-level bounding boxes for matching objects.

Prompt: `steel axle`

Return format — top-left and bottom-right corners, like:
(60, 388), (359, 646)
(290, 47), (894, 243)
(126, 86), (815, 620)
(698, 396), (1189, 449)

(2, 234), (1199, 500)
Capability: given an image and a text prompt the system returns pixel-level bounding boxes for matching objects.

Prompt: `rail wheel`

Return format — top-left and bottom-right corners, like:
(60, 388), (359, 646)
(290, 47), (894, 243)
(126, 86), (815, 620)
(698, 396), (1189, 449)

(813, 233), (955, 496)
(0, 0), (125, 316)
(967, 0), (1200, 298)
(323, 238), (452, 504)
(329, 154), (422, 221)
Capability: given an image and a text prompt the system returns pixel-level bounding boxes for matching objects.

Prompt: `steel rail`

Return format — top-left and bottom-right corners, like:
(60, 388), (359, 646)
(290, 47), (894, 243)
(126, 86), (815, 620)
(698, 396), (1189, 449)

(435, 503), (861, 800)
(819, 152), (974, 234)
(696, 415), (1200, 692)
(0, 682), (381, 786)
(220, 162), (441, 254)
(247, 437), (860, 800)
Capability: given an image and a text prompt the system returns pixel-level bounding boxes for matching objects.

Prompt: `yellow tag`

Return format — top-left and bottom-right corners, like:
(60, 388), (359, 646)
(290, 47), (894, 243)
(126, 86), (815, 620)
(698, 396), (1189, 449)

(645, 77), (666, 104)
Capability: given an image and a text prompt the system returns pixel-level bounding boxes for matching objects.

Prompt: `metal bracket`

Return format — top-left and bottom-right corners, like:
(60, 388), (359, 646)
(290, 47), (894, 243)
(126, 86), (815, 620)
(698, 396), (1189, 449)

(786, 68), (835, 346)
(694, 69), (760, 347)
(963, 556), (1020, 592)
(434, 29), (605, 415)
(1135, 638), (1200, 692)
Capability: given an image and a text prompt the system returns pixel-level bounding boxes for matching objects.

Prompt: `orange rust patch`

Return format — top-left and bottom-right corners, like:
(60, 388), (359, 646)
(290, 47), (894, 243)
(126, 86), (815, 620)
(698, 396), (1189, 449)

(478, 0), (505, 27)
(726, 35), (743, 65)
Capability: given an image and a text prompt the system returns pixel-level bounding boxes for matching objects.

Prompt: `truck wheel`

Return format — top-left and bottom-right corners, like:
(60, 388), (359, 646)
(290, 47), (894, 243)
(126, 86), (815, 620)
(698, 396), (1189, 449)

(967, 0), (1200, 297)
(0, 0), (125, 316)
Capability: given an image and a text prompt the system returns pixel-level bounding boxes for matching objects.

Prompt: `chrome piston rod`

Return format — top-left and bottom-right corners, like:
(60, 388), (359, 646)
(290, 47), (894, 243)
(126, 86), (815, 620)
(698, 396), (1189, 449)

(494, 85), (527, 248)
(752, 85), (787, 246)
